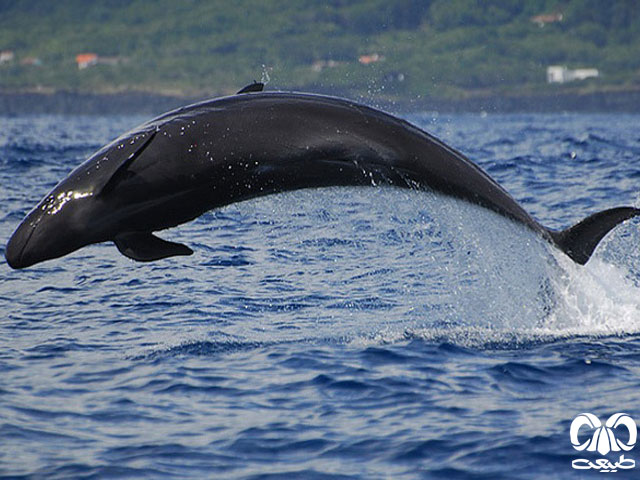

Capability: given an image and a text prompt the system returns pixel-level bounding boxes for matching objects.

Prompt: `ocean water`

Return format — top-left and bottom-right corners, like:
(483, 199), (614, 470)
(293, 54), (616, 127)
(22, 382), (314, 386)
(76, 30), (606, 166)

(1, 110), (640, 479)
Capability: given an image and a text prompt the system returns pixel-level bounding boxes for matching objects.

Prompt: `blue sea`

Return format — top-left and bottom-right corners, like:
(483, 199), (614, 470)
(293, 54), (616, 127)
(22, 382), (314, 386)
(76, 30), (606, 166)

(1, 109), (640, 479)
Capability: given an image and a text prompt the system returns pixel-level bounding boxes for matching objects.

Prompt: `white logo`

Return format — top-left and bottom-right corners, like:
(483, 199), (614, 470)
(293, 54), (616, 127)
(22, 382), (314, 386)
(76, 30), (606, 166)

(570, 413), (637, 472)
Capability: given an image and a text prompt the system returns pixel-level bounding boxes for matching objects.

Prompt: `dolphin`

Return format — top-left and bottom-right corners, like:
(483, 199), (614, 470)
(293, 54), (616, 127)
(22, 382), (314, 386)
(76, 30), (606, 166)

(5, 83), (640, 269)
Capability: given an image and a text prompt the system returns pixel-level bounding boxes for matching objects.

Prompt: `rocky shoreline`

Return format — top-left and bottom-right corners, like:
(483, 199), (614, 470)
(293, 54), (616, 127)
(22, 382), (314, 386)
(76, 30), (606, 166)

(1, 89), (639, 115)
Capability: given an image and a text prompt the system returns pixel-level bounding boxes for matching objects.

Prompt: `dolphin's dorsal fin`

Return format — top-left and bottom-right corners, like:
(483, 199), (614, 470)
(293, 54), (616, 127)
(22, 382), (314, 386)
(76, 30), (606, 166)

(98, 130), (157, 196)
(114, 232), (193, 262)
(236, 82), (264, 94)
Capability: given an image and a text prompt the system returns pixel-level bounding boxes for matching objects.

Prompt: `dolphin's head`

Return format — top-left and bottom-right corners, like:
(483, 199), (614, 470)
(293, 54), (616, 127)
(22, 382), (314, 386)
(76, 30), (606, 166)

(5, 182), (103, 269)
(6, 127), (168, 269)
(6, 131), (155, 270)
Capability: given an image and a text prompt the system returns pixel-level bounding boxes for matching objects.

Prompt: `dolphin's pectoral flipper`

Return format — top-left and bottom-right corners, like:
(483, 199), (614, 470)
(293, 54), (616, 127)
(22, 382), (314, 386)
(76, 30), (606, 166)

(114, 232), (194, 262)
(549, 207), (640, 265)
(236, 82), (264, 94)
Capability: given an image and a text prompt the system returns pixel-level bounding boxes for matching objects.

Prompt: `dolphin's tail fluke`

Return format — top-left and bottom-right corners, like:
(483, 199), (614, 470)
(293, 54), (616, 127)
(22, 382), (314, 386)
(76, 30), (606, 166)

(548, 207), (640, 265)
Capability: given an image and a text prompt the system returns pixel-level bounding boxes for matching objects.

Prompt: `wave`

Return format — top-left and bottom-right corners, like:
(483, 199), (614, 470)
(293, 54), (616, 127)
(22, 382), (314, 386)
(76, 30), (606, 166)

(118, 189), (640, 358)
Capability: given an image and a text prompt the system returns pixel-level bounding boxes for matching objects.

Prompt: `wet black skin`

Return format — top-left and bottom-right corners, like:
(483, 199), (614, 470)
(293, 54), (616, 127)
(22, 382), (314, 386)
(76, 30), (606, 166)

(6, 89), (640, 269)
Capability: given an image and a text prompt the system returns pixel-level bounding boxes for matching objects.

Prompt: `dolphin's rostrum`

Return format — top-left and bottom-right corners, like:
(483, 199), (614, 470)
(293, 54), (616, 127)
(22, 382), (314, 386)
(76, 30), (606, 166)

(6, 84), (640, 269)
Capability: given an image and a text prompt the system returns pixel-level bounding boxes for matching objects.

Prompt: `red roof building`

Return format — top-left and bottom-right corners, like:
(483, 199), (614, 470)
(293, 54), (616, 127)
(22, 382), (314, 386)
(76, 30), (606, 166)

(76, 53), (98, 69)
(531, 13), (563, 27)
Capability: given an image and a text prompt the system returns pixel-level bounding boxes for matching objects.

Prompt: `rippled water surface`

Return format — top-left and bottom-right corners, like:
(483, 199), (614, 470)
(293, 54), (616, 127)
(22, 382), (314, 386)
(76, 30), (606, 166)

(1, 110), (640, 479)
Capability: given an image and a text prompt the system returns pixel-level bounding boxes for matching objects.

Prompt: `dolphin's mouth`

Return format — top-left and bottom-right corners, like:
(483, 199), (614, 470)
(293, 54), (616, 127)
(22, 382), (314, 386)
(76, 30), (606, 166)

(6, 219), (38, 269)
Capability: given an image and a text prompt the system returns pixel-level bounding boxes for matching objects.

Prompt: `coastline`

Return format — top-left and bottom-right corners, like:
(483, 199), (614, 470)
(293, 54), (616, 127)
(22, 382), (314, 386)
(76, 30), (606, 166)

(1, 88), (640, 115)
(408, 89), (640, 114)
(0, 91), (195, 116)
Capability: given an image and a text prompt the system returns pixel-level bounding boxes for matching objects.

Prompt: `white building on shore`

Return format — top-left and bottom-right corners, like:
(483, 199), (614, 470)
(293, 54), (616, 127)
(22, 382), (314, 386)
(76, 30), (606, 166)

(0, 50), (14, 64)
(547, 65), (599, 84)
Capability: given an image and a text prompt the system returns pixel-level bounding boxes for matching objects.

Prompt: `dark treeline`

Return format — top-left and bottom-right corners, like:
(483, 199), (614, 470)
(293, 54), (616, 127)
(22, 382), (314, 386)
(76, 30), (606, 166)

(0, 0), (638, 100)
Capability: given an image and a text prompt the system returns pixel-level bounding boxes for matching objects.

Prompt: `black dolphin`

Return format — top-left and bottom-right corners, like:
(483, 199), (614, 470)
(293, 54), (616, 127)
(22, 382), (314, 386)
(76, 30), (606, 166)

(6, 84), (640, 269)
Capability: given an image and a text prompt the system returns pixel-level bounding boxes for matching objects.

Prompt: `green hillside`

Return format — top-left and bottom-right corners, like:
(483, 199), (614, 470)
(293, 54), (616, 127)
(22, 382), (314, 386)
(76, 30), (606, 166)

(0, 0), (639, 100)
